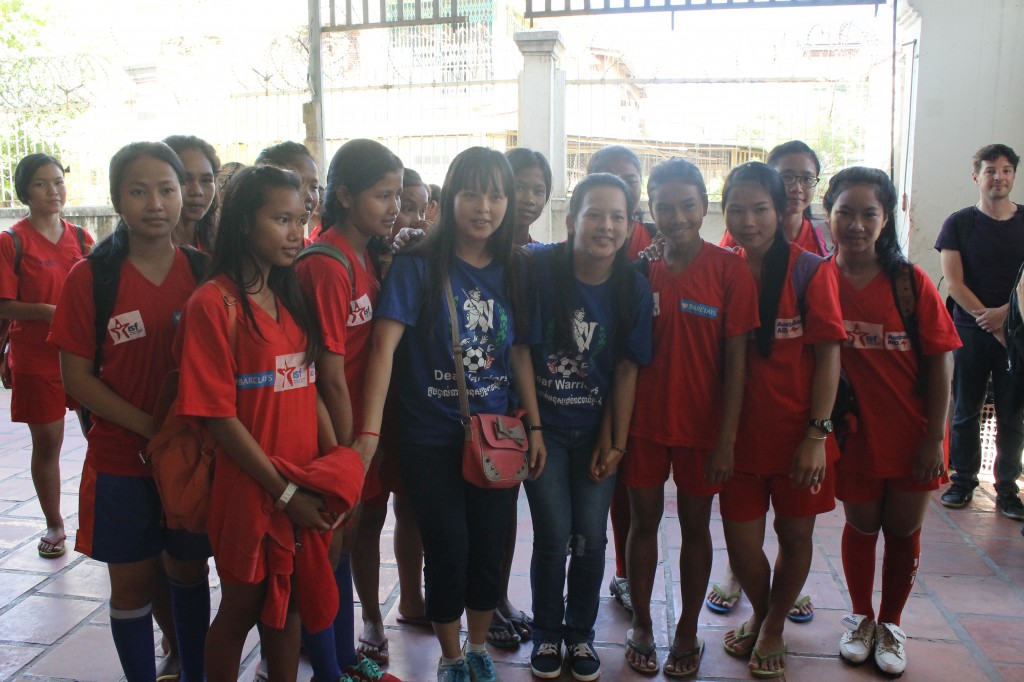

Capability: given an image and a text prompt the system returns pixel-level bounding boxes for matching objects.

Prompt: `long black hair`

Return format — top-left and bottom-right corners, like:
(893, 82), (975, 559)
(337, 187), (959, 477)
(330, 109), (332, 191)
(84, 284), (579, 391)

(164, 134), (221, 250)
(407, 147), (526, 336)
(89, 142), (186, 271)
(14, 153), (64, 205)
(210, 165), (323, 362)
(548, 172), (636, 358)
(767, 140), (821, 222)
(822, 166), (905, 279)
(722, 161), (790, 358)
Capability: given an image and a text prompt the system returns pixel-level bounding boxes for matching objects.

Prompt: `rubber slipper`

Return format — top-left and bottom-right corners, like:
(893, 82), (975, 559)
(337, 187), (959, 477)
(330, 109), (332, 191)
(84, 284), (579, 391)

(37, 535), (67, 559)
(357, 637), (389, 665)
(486, 615), (521, 649)
(663, 637), (704, 678)
(396, 613), (431, 628)
(705, 582), (741, 614)
(723, 622), (758, 658)
(787, 594), (814, 623)
(505, 609), (533, 641)
(750, 643), (787, 679)
(625, 628), (658, 675)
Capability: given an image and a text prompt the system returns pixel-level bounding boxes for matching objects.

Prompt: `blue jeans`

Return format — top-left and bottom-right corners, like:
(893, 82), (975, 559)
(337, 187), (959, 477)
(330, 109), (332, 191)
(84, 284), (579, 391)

(950, 325), (1024, 497)
(524, 427), (616, 646)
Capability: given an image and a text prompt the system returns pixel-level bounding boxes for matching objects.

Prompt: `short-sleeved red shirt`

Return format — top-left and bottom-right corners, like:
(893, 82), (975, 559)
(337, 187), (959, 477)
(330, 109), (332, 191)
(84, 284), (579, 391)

(734, 243), (847, 475)
(48, 251), (199, 476)
(630, 242), (760, 448)
(0, 218), (93, 375)
(836, 266), (961, 478)
(295, 229), (379, 427)
(625, 219), (653, 260)
(720, 217), (825, 256)
(174, 276), (319, 580)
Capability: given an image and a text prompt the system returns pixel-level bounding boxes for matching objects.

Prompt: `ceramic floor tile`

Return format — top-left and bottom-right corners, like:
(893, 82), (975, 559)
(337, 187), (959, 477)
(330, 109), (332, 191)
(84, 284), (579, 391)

(0, 643), (43, 679)
(5, 492), (79, 521)
(0, 572), (46, 609)
(0, 518), (44, 552)
(0, 476), (38, 502)
(918, 541), (995, 576)
(39, 559), (112, 600)
(27, 624), (123, 681)
(927, 574), (1024, 617)
(994, 664), (1024, 682)
(0, 537), (82, 573)
(958, 617), (1024, 665)
(0, 594), (99, 644)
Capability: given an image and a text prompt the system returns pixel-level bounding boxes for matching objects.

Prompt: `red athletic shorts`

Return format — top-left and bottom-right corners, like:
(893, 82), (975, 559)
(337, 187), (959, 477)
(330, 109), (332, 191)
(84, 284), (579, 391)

(720, 467), (836, 522)
(620, 435), (722, 497)
(10, 372), (78, 424)
(835, 468), (947, 504)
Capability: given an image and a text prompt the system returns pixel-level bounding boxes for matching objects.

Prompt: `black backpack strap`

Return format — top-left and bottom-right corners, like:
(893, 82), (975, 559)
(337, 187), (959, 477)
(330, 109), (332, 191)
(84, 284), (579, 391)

(295, 242), (354, 284)
(178, 245), (210, 284)
(91, 258), (123, 377)
(890, 262), (926, 393)
(72, 224), (89, 257)
(3, 227), (22, 277)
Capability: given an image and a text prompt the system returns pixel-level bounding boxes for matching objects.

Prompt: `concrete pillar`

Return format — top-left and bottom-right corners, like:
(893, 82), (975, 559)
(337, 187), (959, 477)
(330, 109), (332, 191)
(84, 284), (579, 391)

(900, 0), (1024, 283)
(514, 30), (566, 243)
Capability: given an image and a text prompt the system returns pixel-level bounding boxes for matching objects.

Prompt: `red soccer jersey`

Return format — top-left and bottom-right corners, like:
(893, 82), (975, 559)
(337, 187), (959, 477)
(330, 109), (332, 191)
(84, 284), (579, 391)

(734, 243), (847, 475)
(720, 217), (824, 256)
(0, 218), (93, 375)
(836, 266), (961, 478)
(48, 251), (199, 476)
(295, 229), (380, 428)
(174, 275), (319, 582)
(630, 242), (760, 448)
(625, 219), (653, 259)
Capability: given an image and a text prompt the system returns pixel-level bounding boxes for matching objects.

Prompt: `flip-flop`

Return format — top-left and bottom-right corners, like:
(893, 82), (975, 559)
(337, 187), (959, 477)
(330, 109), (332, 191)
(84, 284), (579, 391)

(37, 535), (67, 559)
(787, 594), (814, 623)
(357, 637), (389, 665)
(750, 643), (787, 679)
(723, 622), (758, 658)
(663, 638), (704, 678)
(486, 615), (521, 650)
(396, 613), (432, 628)
(505, 609), (533, 642)
(705, 582), (741, 614)
(625, 628), (658, 675)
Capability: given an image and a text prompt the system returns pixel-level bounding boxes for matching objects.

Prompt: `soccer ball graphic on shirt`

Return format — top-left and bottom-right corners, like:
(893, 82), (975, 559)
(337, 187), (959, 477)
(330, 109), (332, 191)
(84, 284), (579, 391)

(463, 345), (488, 372)
(553, 355), (580, 378)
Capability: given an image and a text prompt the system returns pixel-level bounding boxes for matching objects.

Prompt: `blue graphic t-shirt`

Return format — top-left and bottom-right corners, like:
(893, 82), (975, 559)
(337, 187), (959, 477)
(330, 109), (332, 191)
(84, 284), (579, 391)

(528, 243), (653, 429)
(377, 253), (538, 445)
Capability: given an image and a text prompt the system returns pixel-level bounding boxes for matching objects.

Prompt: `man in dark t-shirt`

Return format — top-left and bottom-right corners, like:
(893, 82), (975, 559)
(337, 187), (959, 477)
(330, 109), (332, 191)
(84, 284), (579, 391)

(935, 143), (1024, 520)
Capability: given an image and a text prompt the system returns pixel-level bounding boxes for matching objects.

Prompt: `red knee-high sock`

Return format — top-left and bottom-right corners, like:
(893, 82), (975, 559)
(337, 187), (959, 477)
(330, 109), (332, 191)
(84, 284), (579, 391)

(878, 527), (921, 626)
(610, 477), (630, 577)
(842, 523), (879, 620)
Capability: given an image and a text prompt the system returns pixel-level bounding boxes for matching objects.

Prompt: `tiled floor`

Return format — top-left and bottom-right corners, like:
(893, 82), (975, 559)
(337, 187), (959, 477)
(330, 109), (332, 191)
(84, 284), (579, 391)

(1, 389), (1023, 681)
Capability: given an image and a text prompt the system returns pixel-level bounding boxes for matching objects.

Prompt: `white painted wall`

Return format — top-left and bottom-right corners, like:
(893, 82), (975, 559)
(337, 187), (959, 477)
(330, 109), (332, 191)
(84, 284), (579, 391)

(902, 0), (1024, 285)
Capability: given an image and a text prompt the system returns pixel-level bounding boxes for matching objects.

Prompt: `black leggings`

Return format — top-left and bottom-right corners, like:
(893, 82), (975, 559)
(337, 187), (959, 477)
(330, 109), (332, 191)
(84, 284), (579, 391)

(399, 435), (519, 624)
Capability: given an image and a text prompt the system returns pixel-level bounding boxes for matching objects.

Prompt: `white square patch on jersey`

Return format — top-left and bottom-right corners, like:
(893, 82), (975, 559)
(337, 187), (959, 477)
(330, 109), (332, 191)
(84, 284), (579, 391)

(275, 353), (310, 392)
(107, 310), (147, 345)
(348, 293), (374, 327)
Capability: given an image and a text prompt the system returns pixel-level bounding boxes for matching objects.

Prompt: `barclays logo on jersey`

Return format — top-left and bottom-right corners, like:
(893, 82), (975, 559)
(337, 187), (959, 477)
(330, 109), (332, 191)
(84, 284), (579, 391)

(679, 299), (719, 319)
(107, 310), (147, 345)
(236, 371), (275, 390)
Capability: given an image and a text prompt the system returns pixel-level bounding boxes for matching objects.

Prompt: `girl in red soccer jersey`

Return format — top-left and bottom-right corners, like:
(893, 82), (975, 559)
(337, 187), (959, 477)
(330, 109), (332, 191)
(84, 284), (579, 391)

(164, 135), (220, 252)
(175, 165), (363, 681)
(720, 141), (829, 260)
(826, 167), (959, 676)
(296, 138), (404, 682)
(621, 159), (759, 678)
(718, 162), (845, 679)
(50, 142), (212, 682)
(0, 153), (92, 560)
(354, 147), (545, 682)
(256, 142), (323, 236)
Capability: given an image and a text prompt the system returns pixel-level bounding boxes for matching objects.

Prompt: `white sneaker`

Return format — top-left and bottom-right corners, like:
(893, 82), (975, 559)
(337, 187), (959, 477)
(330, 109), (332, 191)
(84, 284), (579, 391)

(839, 614), (875, 664)
(874, 622), (907, 676)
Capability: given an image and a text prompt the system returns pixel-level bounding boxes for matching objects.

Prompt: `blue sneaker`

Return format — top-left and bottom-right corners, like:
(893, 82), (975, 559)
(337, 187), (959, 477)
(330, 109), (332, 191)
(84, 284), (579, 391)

(530, 642), (562, 679)
(463, 646), (500, 682)
(437, 659), (470, 682)
(566, 642), (601, 681)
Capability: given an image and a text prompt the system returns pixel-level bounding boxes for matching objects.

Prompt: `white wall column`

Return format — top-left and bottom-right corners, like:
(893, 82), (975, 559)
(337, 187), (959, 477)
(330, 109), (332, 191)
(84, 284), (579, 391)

(901, 0), (1024, 282)
(514, 30), (566, 242)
